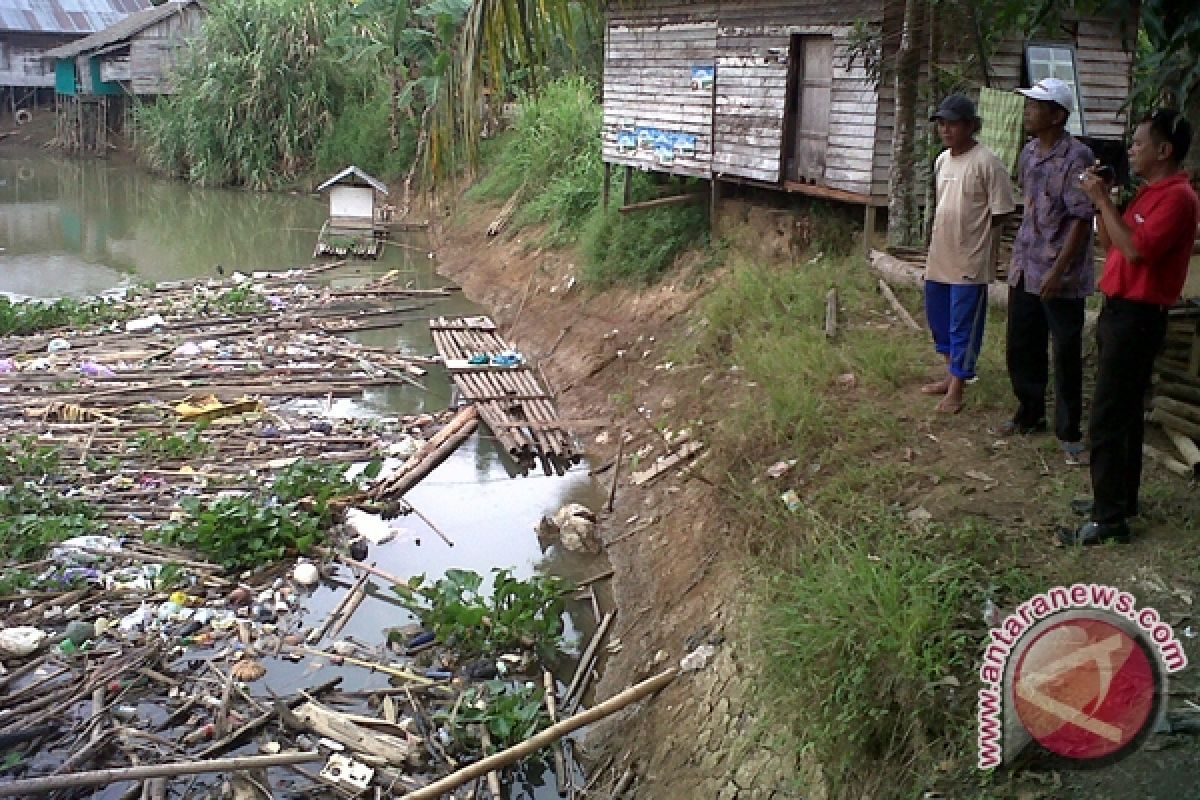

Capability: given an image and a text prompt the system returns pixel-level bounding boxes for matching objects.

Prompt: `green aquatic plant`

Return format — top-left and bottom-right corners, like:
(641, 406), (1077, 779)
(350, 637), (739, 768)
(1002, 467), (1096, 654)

(399, 568), (568, 658)
(0, 296), (126, 337)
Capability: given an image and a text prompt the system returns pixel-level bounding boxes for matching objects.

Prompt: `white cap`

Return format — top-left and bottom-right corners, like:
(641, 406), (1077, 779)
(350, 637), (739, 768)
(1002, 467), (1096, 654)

(1016, 78), (1075, 113)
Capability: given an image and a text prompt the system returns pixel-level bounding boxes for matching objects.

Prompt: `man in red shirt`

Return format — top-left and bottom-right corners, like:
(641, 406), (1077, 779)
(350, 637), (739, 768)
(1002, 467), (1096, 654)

(1060, 109), (1199, 545)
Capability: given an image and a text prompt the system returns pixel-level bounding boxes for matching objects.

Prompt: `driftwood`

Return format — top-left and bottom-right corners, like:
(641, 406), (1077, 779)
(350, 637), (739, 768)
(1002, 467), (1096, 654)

(0, 752), (321, 796)
(401, 669), (678, 800)
(405, 503), (455, 548)
(289, 701), (414, 766)
(1153, 395), (1200, 426)
(629, 441), (704, 487)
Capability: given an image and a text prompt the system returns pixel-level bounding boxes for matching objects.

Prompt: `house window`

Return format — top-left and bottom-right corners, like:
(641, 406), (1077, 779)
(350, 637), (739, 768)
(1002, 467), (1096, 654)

(1025, 44), (1085, 136)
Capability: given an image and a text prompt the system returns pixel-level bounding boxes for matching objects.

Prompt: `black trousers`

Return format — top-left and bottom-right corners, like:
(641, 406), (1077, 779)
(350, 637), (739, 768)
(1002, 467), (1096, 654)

(1006, 277), (1086, 442)
(1089, 297), (1169, 524)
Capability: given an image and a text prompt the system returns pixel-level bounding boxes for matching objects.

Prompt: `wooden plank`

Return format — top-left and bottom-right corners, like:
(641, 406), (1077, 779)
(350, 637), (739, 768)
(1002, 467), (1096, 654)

(630, 441), (704, 486)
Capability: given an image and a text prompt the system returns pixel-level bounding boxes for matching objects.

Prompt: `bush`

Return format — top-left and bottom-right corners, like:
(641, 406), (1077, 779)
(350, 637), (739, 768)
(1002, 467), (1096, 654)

(316, 92), (414, 179)
(470, 77), (607, 245)
(580, 200), (709, 287)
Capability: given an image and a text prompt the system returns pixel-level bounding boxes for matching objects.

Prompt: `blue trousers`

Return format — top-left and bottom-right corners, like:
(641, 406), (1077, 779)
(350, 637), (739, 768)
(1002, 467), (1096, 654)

(924, 281), (988, 381)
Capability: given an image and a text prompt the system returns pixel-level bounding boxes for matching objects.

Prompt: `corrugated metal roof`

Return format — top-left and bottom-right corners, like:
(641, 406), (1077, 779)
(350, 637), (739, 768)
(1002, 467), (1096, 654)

(0, 0), (153, 35)
(42, 0), (198, 58)
(316, 167), (390, 196)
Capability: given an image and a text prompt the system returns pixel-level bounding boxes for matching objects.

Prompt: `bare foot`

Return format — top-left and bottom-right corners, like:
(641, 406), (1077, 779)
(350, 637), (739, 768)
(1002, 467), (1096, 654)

(920, 377), (951, 395)
(936, 378), (965, 413)
(935, 394), (964, 414)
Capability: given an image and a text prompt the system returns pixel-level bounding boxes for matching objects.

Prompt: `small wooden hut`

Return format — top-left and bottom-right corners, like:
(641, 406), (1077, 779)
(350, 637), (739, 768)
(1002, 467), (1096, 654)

(601, 1), (1138, 235)
(314, 166), (390, 260)
(44, 0), (205, 154)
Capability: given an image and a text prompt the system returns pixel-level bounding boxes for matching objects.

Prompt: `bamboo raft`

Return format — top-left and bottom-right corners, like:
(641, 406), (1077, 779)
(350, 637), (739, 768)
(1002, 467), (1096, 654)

(429, 316), (580, 476)
(313, 220), (385, 259)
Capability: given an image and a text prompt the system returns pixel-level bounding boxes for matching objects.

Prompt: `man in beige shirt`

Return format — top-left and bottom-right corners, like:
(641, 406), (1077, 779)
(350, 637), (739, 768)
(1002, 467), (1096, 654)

(922, 94), (1017, 413)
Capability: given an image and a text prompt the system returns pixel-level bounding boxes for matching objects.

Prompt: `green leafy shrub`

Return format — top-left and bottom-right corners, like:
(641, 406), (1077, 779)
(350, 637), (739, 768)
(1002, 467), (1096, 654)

(400, 568), (568, 658)
(0, 483), (103, 561)
(581, 200), (709, 287)
(158, 495), (322, 571)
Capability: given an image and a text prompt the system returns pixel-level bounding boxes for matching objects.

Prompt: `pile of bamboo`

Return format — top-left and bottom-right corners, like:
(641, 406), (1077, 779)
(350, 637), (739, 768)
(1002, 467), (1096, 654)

(429, 316), (580, 476)
(1149, 303), (1200, 477)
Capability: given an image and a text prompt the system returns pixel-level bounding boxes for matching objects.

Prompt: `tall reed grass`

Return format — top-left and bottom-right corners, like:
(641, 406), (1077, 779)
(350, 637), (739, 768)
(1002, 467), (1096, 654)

(138, 0), (372, 189)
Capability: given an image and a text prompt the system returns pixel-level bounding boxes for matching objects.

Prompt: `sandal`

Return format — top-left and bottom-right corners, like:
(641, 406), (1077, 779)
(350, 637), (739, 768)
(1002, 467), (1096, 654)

(1061, 440), (1088, 466)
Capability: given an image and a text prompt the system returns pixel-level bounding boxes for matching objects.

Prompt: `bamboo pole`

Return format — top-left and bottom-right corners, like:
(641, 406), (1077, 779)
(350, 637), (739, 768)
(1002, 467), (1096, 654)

(1165, 428), (1200, 475)
(400, 670), (678, 800)
(563, 612), (616, 715)
(824, 288), (838, 339)
(0, 752), (321, 796)
(1144, 444), (1193, 479)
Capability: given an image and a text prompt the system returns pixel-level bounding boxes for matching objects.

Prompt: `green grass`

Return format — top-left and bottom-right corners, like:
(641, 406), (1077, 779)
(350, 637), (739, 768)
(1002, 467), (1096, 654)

(468, 76), (711, 282)
(747, 511), (976, 795)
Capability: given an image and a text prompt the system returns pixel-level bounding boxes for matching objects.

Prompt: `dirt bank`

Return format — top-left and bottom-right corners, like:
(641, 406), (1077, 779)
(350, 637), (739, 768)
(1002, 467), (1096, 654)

(432, 201), (807, 799)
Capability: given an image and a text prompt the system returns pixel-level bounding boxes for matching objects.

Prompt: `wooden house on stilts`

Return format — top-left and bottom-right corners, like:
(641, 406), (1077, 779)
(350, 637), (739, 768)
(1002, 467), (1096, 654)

(0, 0), (151, 125)
(43, 0), (205, 154)
(601, 1), (1137, 242)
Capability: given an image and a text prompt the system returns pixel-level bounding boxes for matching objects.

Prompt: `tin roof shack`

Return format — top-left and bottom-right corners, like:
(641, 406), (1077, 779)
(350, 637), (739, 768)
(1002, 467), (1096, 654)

(314, 166), (390, 260)
(43, 0), (203, 154)
(0, 0), (150, 120)
(45, 1), (204, 97)
(602, 1), (1136, 236)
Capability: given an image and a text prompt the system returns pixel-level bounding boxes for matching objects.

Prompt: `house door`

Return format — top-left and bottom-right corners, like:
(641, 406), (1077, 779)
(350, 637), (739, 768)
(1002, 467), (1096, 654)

(784, 35), (833, 183)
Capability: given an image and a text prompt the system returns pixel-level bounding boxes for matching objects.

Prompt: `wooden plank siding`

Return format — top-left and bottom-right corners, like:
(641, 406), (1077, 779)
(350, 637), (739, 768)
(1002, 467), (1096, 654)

(602, 2), (1133, 206)
(128, 4), (204, 95)
(602, 2), (719, 179)
(712, 0), (882, 193)
(0, 33), (74, 88)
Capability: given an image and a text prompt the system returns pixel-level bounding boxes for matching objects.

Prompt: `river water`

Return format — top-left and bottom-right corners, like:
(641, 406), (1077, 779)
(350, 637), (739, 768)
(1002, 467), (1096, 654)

(0, 152), (606, 797)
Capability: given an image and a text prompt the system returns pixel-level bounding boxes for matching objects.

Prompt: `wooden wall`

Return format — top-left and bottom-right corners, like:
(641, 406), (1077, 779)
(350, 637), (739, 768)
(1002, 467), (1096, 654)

(602, 1), (1133, 204)
(129, 4), (204, 95)
(989, 15), (1133, 141)
(712, 0), (880, 194)
(0, 34), (74, 88)
(602, 2), (718, 180)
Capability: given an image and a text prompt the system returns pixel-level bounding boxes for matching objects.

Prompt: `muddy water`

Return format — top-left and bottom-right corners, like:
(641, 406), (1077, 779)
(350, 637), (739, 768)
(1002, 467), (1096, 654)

(0, 154), (606, 797)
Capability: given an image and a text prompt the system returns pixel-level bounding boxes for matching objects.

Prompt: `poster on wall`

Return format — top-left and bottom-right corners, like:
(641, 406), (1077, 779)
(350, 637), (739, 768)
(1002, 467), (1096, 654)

(690, 66), (714, 91)
(625, 127), (698, 164)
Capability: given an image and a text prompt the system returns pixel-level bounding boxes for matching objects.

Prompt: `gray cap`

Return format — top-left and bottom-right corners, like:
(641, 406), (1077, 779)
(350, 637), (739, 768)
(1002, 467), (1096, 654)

(931, 94), (978, 123)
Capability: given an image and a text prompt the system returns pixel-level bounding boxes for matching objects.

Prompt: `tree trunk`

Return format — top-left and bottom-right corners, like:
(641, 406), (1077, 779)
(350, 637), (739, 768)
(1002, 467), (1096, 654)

(887, 0), (924, 248)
